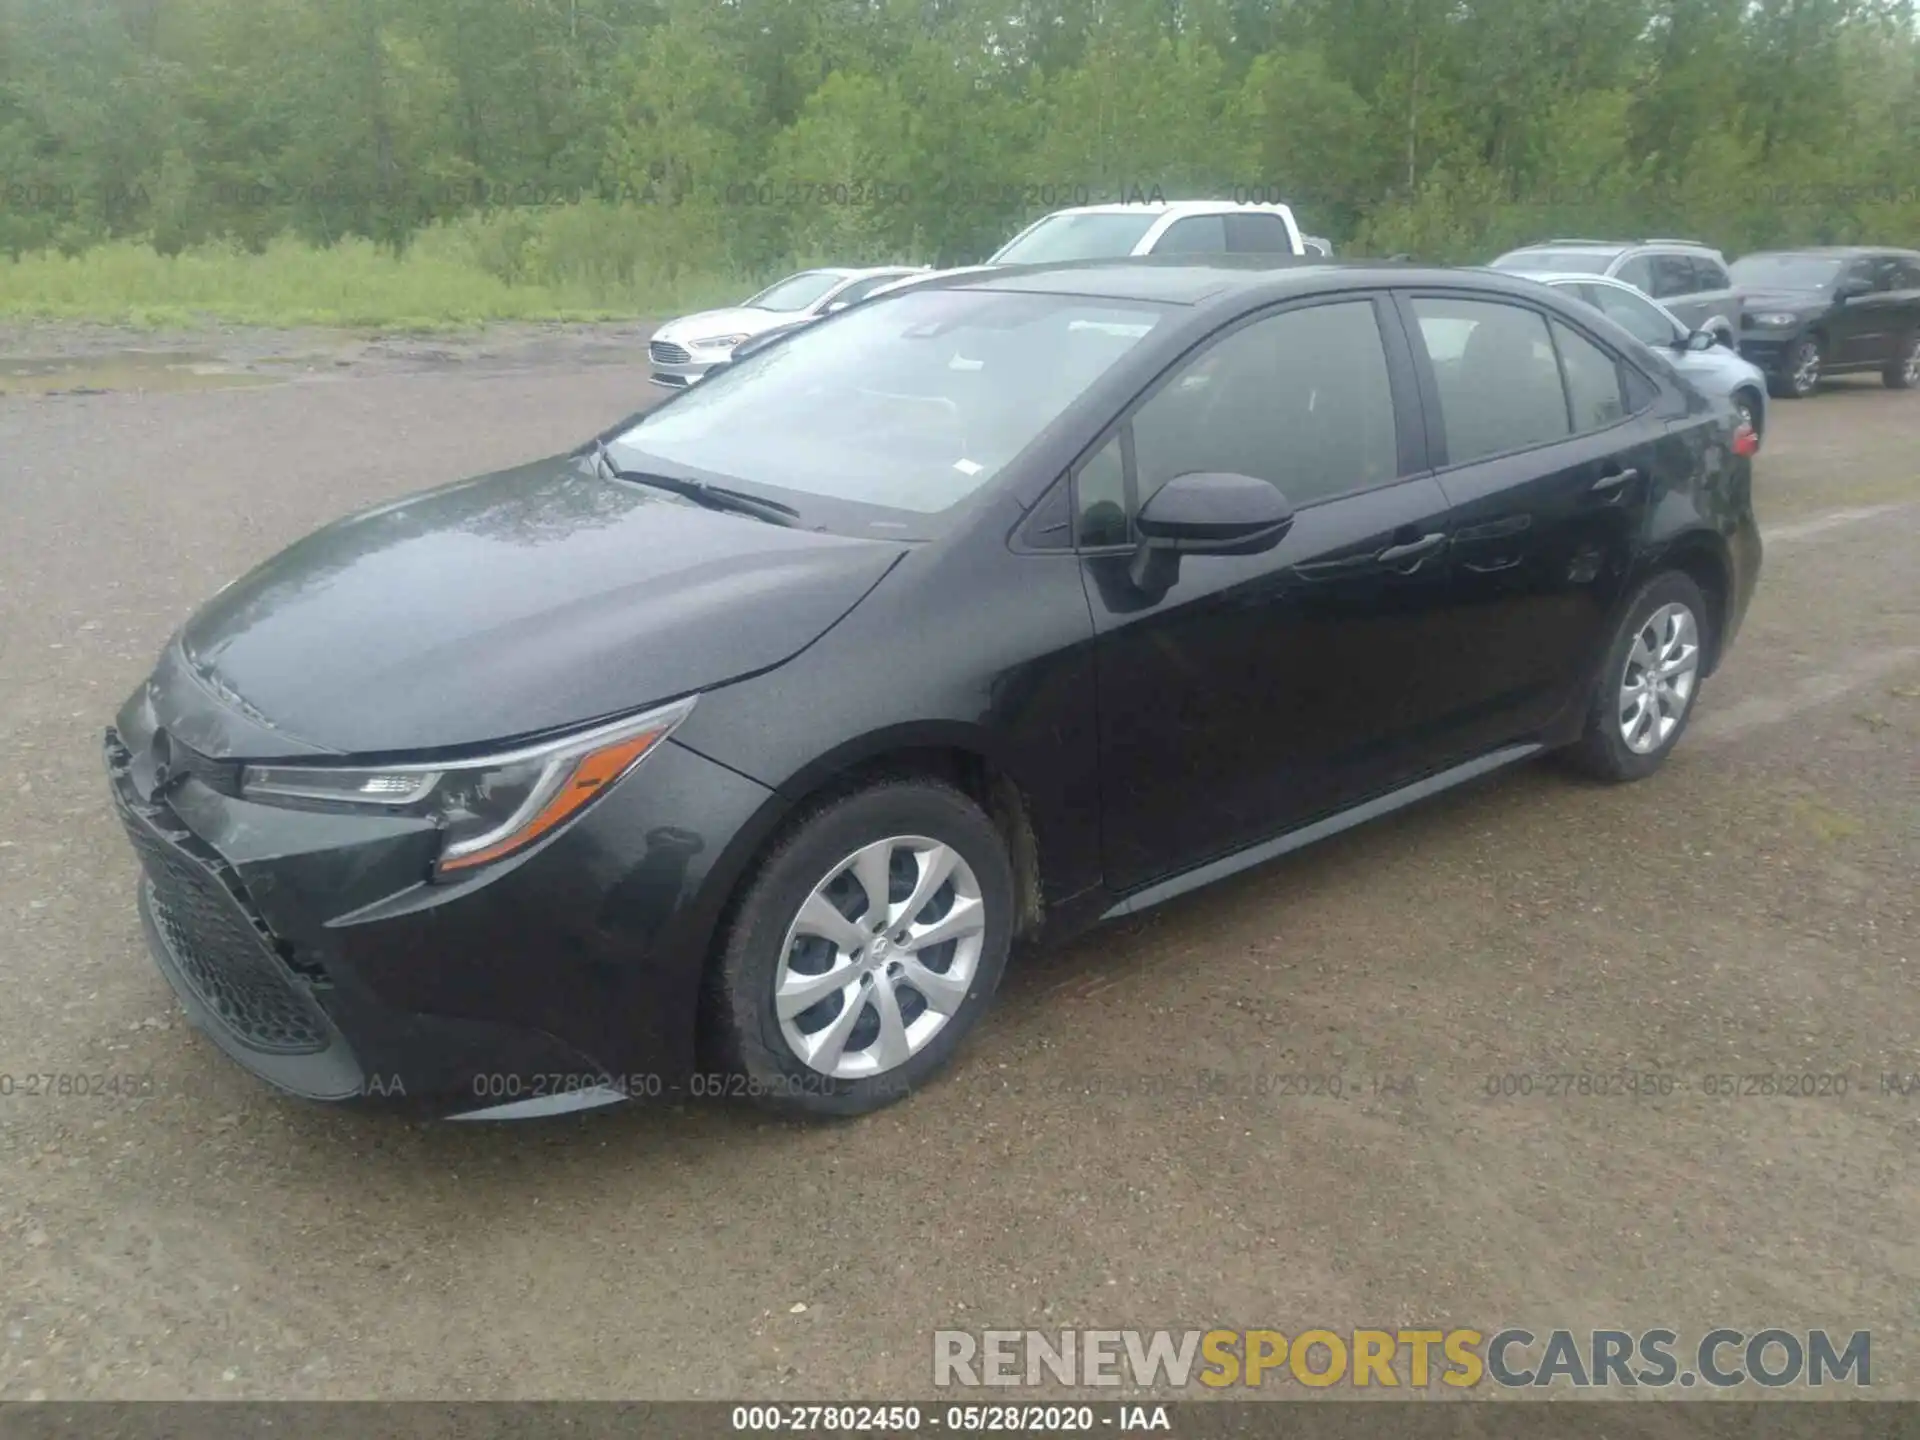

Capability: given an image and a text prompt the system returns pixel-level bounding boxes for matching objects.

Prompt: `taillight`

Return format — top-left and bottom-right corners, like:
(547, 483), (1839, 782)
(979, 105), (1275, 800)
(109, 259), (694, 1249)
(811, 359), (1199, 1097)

(1732, 423), (1759, 458)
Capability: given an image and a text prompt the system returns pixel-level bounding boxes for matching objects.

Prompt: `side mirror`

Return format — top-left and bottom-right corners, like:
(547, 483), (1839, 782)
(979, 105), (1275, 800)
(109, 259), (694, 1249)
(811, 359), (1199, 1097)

(1684, 329), (1719, 353)
(1128, 472), (1293, 592)
(1835, 280), (1872, 304)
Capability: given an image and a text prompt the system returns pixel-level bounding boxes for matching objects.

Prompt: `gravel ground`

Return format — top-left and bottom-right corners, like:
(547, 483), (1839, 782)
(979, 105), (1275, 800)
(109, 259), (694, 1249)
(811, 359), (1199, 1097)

(0, 326), (1915, 1402)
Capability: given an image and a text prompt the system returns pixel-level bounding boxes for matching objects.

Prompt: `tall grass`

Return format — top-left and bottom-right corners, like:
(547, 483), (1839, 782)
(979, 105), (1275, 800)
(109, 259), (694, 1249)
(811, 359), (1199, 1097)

(0, 204), (760, 328)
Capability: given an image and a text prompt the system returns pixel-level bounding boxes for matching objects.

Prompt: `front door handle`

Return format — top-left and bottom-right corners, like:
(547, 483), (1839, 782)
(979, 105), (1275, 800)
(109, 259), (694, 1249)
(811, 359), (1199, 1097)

(1376, 532), (1447, 569)
(1590, 466), (1641, 494)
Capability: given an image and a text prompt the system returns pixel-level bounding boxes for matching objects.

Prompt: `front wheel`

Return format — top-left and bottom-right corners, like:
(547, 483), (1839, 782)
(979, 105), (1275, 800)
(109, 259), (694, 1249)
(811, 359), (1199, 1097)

(1770, 336), (1822, 399)
(707, 779), (1015, 1117)
(1886, 331), (1920, 390)
(1566, 572), (1711, 783)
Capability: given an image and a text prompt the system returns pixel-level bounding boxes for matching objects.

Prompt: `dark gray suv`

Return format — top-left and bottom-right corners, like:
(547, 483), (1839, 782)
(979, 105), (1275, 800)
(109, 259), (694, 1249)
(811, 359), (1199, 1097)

(1491, 239), (1745, 344)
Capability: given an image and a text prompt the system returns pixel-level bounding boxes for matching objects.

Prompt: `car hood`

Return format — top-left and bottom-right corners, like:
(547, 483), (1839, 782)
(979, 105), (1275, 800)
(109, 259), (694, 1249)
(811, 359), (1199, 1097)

(162, 455), (905, 759)
(1739, 289), (1829, 314)
(652, 307), (803, 345)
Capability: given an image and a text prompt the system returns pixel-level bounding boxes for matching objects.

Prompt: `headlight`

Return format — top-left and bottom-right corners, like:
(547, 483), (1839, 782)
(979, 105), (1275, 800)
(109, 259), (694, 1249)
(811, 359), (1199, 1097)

(1753, 313), (1802, 327)
(240, 696), (696, 876)
(688, 333), (750, 351)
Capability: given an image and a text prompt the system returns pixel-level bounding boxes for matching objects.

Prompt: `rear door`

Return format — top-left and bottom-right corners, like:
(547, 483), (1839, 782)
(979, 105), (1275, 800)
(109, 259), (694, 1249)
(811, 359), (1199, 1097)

(1082, 293), (1466, 893)
(1399, 291), (1664, 749)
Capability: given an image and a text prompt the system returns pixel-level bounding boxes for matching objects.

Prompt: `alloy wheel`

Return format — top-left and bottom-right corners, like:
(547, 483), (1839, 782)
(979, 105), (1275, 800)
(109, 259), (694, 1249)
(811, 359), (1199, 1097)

(1792, 341), (1821, 396)
(1904, 338), (1920, 387)
(773, 835), (987, 1079)
(1618, 602), (1700, 755)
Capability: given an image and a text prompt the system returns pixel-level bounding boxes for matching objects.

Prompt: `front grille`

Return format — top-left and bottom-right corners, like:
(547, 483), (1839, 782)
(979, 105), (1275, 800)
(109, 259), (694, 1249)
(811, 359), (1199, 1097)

(120, 809), (332, 1055)
(649, 339), (691, 366)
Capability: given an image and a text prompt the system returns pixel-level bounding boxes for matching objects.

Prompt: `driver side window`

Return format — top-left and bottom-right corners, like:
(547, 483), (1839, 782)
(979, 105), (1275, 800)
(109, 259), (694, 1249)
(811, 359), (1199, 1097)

(1072, 300), (1399, 546)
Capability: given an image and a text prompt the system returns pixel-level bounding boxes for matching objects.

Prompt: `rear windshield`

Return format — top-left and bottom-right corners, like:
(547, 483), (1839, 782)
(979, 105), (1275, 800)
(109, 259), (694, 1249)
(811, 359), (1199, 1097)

(991, 213), (1160, 264)
(613, 287), (1166, 528)
(1493, 249), (1615, 275)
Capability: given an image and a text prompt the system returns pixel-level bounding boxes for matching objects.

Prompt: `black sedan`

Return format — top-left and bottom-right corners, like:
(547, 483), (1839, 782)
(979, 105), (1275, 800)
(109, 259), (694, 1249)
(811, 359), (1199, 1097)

(105, 258), (1762, 1120)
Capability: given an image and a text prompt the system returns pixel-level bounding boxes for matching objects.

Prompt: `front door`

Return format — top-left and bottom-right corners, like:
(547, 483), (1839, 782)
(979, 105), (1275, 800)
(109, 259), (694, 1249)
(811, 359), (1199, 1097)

(1080, 294), (1470, 896)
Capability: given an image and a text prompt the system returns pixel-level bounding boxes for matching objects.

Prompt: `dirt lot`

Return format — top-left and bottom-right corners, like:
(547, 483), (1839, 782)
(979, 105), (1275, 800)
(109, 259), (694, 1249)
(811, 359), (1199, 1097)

(0, 323), (1915, 1401)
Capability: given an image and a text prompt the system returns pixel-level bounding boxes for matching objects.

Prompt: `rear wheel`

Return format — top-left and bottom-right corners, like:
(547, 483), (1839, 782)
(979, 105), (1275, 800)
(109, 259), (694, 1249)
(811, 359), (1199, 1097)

(1770, 336), (1822, 399)
(708, 779), (1015, 1117)
(1886, 331), (1920, 390)
(1567, 573), (1711, 783)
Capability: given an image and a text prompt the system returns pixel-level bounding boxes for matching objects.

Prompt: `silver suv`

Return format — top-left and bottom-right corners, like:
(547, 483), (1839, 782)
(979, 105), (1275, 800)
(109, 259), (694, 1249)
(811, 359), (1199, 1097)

(1490, 239), (1744, 343)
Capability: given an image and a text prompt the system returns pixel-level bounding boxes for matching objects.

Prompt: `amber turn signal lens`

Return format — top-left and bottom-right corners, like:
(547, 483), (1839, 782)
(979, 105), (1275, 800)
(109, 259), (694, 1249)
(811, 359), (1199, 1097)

(436, 727), (668, 873)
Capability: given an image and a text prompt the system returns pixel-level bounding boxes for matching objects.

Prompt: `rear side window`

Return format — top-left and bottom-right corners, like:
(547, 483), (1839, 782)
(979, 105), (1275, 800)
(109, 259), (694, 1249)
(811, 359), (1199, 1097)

(1152, 215), (1228, 255)
(1410, 298), (1570, 465)
(1224, 213), (1296, 254)
(1553, 322), (1626, 433)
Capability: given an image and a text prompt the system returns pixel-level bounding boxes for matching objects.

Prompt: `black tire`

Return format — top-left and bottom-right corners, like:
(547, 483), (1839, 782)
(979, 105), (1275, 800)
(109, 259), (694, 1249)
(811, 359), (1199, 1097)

(1566, 572), (1712, 783)
(1886, 331), (1920, 390)
(707, 778), (1015, 1118)
(1769, 335), (1822, 399)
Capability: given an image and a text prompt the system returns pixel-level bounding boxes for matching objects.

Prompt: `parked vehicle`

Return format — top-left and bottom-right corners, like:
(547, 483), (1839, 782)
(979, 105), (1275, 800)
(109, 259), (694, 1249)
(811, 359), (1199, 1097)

(1731, 247), (1920, 399)
(647, 266), (926, 387)
(106, 260), (1760, 1121)
(988, 200), (1307, 263)
(1489, 239), (1743, 345)
(1526, 271), (1770, 442)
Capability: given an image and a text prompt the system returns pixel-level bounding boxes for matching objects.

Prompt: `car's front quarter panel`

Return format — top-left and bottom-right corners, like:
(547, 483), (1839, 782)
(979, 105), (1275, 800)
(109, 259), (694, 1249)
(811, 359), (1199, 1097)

(669, 511), (1107, 927)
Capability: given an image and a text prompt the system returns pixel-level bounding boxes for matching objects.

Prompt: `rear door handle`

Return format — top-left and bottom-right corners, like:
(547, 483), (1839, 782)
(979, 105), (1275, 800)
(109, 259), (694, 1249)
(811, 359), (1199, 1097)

(1375, 532), (1448, 569)
(1590, 466), (1641, 494)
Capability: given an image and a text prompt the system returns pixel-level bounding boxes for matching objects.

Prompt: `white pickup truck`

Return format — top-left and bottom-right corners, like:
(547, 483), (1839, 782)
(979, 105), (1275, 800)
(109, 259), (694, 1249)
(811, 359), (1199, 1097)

(987, 199), (1310, 263)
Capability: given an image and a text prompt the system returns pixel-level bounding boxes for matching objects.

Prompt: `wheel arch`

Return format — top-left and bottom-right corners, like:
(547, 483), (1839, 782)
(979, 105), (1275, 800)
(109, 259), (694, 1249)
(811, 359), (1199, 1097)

(1646, 530), (1733, 676)
(682, 726), (1052, 1067)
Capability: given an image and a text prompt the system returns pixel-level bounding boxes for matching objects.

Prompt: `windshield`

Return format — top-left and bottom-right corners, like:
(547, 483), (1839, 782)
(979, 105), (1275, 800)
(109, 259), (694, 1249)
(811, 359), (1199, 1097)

(991, 213), (1159, 264)
(612, 288), (1166, 525)
(1730, 254), (1844, 291)
(1494, 249), (1615, 274)
(745, 271), (845, 313)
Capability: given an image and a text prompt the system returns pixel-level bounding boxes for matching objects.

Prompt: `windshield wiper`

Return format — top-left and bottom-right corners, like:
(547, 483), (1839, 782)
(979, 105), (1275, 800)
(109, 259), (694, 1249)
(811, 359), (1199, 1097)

(590, 440), (800, 528)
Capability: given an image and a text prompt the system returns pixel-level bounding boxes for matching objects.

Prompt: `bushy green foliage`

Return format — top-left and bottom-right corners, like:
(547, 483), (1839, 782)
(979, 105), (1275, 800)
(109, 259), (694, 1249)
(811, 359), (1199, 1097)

(0, 0), (1915, 324)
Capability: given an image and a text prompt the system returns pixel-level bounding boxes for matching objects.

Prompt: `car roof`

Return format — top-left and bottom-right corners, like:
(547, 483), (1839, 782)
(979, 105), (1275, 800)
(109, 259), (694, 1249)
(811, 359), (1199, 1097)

(1503, 239), (1723, 257)
(1523, 271), (1651, 291)
(1033, 199), (1294, 218)
(1736, 246), (1920, 259)
(903, 254), (1541, 309)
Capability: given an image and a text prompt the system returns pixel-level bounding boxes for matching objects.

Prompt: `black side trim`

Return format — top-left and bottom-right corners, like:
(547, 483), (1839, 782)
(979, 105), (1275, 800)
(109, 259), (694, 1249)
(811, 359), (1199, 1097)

(1102, 744), (1543, 920)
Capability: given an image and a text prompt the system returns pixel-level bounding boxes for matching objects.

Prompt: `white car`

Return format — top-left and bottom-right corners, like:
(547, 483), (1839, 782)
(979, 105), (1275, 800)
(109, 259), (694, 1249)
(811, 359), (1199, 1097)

(1528, 271), (1770, 443)
(647, 266), (927, 388)
(987, 200), (1307, 264)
